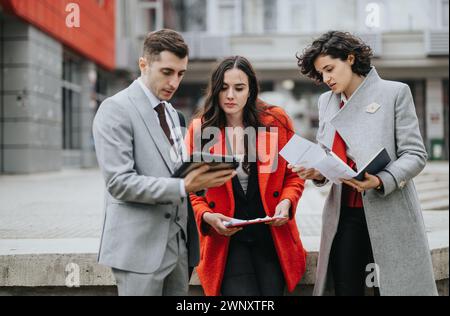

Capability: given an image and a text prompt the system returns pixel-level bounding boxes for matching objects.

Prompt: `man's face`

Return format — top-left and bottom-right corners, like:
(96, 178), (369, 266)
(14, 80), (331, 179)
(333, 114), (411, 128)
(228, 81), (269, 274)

(139, 51), (188, 101)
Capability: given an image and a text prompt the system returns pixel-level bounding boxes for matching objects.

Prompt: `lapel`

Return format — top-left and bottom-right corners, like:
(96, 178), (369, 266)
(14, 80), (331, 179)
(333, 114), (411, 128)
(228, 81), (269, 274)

(232, 174), (246, 201)
(316, 92), (341, 150)
(127, 80), (175, 173)
(326, 67), (384, 167)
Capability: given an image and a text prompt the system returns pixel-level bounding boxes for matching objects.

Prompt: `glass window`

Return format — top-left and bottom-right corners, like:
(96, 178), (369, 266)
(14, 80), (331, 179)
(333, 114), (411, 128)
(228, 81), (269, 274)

(242, 0), (277, 33)
(387, 0), (429, 31)
(119, 0), (130, 37)
(165, 0), (207, 32)
(218, 0), (239, 34)
(442, 0), (449, 28)
(443, 79), (449, 159)
(263, 0), (277, 32)
(285, 0), (316, 33)
(243, 0), (263, 33)
(136, 0), (163, 35)
(315, 0), (358, 32)
(62, 52), (82, 150)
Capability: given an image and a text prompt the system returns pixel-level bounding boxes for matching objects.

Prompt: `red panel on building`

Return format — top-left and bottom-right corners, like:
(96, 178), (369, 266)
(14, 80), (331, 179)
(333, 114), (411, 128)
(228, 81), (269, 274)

(0, 0), (115, 70)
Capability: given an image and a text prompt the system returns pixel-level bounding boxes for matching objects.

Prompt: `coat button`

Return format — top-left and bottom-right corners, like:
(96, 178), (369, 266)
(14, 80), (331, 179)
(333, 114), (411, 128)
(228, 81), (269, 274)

(176, 216), (180, 222)
(273, 191), (280, 198)
(165, 213), (171, 219)
(209, 201), (216, 209)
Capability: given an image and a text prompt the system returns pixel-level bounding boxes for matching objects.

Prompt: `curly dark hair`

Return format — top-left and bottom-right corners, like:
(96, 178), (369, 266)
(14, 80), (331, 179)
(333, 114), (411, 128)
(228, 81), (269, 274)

(297, 31), (373, 83)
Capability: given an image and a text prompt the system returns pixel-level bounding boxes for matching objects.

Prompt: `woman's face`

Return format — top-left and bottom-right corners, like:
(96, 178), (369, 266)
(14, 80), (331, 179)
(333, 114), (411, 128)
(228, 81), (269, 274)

(219, 68), (250, 119)
(314, 54), (355, 95)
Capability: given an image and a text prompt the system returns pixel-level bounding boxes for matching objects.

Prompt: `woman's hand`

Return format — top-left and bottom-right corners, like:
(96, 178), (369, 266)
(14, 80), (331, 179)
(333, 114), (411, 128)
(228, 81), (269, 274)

(269, 199), (291, 227)
(202, 212), (242, 237)
(288, 164), (325, 181)
(341, 173), (382, 193)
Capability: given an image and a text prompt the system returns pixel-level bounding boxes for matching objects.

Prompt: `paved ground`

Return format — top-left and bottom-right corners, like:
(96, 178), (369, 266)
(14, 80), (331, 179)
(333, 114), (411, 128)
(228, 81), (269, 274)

(0, 162), (448, 255)
(0, 170), (104, 240)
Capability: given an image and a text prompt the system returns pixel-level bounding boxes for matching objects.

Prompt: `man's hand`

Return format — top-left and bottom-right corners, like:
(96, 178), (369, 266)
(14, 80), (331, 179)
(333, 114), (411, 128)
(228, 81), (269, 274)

(288, 164), (325, 181)
(184, 165), (237, 193)
(203, 212), (242, 237)
(341, 173), (381, 193)
(269, 199), (290, 227)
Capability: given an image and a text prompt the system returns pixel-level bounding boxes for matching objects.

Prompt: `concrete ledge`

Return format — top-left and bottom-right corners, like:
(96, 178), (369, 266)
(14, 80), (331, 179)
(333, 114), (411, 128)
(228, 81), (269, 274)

(0, 232), (448, 296)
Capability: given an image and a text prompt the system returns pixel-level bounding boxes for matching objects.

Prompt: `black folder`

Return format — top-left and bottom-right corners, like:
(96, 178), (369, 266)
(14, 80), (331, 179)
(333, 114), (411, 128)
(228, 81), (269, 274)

(354, 148), (391, 181)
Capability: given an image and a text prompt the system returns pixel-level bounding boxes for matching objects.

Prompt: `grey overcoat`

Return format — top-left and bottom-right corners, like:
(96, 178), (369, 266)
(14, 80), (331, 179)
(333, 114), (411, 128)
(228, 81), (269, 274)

(313, 67), (438, 296)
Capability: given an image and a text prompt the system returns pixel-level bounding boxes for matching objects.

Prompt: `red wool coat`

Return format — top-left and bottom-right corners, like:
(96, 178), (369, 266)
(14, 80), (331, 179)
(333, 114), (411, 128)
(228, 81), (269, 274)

(186, 104), (307, 296)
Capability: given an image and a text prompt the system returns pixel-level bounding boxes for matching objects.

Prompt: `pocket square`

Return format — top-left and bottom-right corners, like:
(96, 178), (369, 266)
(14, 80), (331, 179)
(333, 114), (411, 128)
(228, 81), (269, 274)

(366, 103), (381, 114)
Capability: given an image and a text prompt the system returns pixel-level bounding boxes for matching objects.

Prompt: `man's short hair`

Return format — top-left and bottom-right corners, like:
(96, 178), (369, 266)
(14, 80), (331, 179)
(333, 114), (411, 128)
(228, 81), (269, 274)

(143, 29), (189, 61)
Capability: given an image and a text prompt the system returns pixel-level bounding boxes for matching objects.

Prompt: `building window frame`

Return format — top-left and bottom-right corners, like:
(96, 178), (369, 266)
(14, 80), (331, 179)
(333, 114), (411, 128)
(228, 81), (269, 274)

(277, 0), (315, 34)
(62, 51), (82, 151)
(136, 0), (164, 36)
(207, 0), (243, 35)
(439, 0), (449, 29)
(443, 79), (449, 159)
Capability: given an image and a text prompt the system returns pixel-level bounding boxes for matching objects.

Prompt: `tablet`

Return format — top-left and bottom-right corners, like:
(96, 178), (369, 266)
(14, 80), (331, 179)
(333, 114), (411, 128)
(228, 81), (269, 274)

(171, 152), (239, 178)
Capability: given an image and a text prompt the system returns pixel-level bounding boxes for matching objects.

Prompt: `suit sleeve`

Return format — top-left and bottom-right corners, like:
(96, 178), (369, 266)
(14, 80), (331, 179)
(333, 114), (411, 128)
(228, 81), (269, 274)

(93, 99), (184, 205)
(185, 123), (214, 235)
(376, 84), (428, 196)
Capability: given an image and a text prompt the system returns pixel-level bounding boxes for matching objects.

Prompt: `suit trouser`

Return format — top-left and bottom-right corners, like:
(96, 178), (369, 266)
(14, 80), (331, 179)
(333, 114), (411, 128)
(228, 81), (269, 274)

(330, 206), (379, 296)
(221, 237), (285, 296)
(112, 231), (189, 296)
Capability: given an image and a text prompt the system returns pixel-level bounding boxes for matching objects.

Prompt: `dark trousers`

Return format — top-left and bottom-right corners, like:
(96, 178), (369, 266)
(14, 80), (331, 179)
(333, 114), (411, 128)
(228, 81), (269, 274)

(330, 206), (380, 296)
(221, 238), (285, 296)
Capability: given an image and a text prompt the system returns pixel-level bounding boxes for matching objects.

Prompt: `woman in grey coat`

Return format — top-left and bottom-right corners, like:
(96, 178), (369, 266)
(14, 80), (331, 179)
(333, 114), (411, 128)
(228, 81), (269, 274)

(290, 31), (437, 296)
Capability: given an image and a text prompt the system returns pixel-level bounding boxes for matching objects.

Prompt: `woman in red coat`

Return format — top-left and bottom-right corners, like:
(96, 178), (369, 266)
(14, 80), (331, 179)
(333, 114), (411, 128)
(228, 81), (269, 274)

(186, 56), (307, 296)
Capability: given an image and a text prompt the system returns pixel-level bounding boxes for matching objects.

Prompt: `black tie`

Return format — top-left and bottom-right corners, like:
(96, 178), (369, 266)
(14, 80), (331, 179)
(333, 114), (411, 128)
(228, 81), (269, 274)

(155, 103), (174, 146)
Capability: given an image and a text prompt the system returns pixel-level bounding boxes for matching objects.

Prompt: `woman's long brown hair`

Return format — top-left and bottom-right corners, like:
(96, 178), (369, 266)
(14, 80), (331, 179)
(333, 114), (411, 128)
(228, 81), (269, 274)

(194, 56), (293, 174)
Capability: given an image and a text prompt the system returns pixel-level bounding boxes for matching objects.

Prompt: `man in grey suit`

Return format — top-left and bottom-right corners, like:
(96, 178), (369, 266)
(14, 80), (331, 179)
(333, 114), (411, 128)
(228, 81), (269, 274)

(93, 29), (236, 296)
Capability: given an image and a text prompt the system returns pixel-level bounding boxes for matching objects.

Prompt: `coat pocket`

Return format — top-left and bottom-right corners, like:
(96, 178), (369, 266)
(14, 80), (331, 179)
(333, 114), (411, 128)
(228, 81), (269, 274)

(288, 225), (299, 245)
(366, 188), (416, 223)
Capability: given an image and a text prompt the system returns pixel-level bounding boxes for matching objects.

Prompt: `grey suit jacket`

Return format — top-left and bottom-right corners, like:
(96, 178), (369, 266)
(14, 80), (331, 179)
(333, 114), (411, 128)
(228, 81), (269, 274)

(313, 67), (437, 296)
(93, 80), (189, 274)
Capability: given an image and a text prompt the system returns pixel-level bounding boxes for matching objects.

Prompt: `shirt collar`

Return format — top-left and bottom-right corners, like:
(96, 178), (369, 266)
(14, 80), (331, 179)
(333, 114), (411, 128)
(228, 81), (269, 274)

(340, 75), (367, 105)
(137, 77), (165, 109)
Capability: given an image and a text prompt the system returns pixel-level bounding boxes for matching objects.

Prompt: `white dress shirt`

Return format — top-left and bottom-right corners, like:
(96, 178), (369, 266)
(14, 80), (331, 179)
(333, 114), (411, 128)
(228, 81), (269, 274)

(137, 78), (187, 197)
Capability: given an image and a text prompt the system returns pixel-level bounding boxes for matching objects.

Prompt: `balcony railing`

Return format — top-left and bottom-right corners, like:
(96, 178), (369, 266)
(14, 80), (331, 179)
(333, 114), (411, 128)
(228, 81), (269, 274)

(425, 30), (450, 56)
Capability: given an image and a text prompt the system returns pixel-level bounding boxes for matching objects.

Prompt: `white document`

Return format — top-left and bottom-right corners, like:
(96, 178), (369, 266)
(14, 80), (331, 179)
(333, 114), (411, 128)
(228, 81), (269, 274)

(280, 134), (357, 184)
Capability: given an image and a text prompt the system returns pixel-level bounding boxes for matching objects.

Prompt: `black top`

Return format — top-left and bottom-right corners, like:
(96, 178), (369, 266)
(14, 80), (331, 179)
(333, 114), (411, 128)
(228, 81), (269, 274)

(231, 162), (273, 244)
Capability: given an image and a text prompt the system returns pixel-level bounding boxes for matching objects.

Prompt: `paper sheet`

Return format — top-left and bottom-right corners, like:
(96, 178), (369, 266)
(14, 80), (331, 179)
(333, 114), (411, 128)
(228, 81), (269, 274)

(280, 134), (356, 184)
